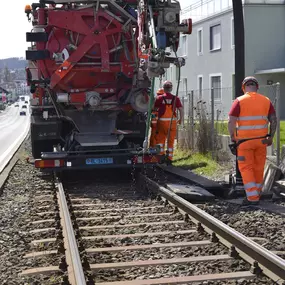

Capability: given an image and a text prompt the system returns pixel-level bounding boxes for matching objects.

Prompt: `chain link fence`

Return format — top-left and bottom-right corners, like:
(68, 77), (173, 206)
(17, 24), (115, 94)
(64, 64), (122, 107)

(177, 83), (281, 163)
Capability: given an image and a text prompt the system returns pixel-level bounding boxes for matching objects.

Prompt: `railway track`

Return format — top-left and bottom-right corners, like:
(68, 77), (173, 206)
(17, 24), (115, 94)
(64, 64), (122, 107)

(19, 171), (285, 285)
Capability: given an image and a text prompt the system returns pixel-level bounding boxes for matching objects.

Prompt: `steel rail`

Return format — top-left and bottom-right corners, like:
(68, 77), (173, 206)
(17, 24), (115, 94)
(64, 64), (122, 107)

(56, 180), (87, 285)
(143, 175), (285, 284)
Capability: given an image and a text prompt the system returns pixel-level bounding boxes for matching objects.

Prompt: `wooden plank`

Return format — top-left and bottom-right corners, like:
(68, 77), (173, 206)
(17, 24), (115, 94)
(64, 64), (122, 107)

(24, 250), (57, 258)
(158, 165), (226, 197)
(91, 255), (232, 270)
(97, 271), (255, 285)
(30, 228), (55, 234)
(36, 212), (55, 216)
(77, 212), (173, 221)
(31, 219), (55, 224)
(82, 229), (196, 240)
(74, 206), (165, 213)
(80, 220), (185, 230)
(262, 164), (282, 196)
(20, 266), (59, 276)
(166, 183), (215, 202)
(86, 240), (212, 253)
(32, 238), (56, 245)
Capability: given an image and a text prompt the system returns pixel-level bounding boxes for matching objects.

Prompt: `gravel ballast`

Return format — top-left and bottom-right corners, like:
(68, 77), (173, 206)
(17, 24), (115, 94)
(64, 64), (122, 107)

(0, 139), (64, 284)
(0, 138), (282, 285)
(199, 201), (285, 253)
(66, 179), (275, 285)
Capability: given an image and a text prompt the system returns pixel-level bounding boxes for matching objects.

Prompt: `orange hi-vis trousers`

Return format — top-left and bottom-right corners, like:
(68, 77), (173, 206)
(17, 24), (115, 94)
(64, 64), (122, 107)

(237, 139), (267, 202)
(155, 119), (177, 160)
(149, 111), (158, 147)
(155, 102), (177, 160)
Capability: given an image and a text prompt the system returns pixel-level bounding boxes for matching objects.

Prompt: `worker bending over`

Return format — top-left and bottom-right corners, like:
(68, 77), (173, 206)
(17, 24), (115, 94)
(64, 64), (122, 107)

(149, 88), (164, 147)
(154, 81), (184, 162)
(228, 76), (277, 205)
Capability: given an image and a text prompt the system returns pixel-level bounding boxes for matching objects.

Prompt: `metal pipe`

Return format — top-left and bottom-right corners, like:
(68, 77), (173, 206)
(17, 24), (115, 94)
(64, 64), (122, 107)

(211, 88), (215, 159)
(148, 5), (158, 49)
(190, 90), (194, 149)
(276, 82), (281, 166)
(143, 78), (155, 152)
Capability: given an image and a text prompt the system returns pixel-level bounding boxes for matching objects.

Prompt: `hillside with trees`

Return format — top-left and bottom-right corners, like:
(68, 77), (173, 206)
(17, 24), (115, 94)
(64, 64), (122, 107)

(0, 57), (27, 69)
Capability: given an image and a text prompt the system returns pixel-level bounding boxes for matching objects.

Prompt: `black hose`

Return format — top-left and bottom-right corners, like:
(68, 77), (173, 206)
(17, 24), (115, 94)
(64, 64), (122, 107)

(166, 50), (181, 159)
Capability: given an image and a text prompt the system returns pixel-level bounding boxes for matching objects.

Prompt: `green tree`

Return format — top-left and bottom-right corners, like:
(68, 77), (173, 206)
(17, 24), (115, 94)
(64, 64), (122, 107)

(4, 66), (11, 82)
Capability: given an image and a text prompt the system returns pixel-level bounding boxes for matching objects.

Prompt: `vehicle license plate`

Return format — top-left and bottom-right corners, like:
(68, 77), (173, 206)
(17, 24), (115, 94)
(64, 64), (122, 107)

(86, 158), (114, 165)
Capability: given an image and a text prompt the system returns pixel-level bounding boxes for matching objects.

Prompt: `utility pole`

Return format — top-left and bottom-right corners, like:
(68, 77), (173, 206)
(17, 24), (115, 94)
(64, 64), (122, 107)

(233, 0), (245, 98)
(232, 0), (245, 191)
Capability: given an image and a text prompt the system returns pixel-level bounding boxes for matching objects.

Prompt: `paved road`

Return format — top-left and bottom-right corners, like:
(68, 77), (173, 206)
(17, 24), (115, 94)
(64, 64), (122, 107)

(0, 96), (30, 172)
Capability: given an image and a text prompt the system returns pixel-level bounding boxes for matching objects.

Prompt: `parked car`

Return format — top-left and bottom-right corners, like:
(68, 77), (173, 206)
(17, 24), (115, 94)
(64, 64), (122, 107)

(22, 105), (27, 109)
(15, 103), (19, 107)
(20, 110), (26, 116)
(25, 101), (28, 104)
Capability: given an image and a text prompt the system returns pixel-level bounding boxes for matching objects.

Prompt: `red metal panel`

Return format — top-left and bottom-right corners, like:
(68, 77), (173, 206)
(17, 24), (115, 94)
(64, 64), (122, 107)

(70, 93), (86, 103)
(49, 8), (130, 89)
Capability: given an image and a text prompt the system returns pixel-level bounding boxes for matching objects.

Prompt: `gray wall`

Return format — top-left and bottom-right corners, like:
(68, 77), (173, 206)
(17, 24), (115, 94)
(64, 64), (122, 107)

(244, 4), (285, 74)
(244, 4), (285, 118)
(178, 10), (234, 90)
(175, 9), (235, 118)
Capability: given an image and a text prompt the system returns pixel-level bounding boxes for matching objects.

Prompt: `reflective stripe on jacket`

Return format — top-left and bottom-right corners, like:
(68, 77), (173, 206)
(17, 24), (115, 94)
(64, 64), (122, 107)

(235, 92), (270, 140)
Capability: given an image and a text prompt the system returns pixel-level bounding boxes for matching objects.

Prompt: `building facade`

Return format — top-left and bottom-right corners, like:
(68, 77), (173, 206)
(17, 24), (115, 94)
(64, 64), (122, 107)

(160, 0), (285, 119)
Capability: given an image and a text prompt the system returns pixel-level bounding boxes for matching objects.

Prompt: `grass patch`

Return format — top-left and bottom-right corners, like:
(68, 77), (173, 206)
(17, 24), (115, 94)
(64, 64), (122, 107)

(173, 149), (223, 177)
(215, 120), (285, 147)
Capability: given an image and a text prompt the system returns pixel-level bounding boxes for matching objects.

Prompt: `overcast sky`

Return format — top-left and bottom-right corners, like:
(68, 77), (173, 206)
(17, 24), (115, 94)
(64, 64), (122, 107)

(0, 0), (192, 59)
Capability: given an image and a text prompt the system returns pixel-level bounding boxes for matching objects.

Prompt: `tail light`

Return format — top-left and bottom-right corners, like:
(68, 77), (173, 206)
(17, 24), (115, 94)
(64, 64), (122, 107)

(132, 155), (159, 164)
(35, 159), (64, 168)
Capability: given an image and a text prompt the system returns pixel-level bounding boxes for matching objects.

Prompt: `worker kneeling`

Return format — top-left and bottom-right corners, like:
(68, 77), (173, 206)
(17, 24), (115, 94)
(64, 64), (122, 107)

(228, 76), (276, 205)
(149, 88), (164, 147)
(154, 81), (184, 162)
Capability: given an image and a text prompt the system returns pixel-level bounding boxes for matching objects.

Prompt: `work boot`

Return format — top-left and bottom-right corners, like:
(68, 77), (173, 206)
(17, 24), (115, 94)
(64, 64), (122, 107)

(241, 198), (259, 206)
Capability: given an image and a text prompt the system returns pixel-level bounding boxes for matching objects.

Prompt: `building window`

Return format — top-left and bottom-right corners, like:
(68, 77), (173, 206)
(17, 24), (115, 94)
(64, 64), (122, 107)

(198, 76), (203, 98)
(181, 35), (187, 56)
(182, 78), (188, 94)
(210, 75), (221, 101)
(197, 28), (203, 55)
(231, 18), (235, 48)
(232, 74), (235, 99)
(210, 24), (221, 51)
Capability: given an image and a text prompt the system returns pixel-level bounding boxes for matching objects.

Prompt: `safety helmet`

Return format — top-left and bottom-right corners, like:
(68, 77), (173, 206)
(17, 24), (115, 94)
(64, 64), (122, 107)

(156, 88), (164, 95)
(163, 80), (173, 92)
(242, 76), (259, 92)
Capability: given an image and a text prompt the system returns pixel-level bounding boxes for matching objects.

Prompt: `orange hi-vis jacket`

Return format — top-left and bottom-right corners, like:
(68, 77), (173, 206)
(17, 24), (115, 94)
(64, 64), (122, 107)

(235, 92), (271, 140)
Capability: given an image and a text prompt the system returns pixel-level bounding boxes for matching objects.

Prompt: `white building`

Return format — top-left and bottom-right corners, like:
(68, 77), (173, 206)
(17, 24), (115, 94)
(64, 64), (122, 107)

(161, 0), (285, 119)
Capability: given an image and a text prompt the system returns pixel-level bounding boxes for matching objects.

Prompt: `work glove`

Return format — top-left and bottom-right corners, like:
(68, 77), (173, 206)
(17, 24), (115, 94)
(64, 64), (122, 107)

(262, 136), (273, 146)
(228, 142), (237, 156)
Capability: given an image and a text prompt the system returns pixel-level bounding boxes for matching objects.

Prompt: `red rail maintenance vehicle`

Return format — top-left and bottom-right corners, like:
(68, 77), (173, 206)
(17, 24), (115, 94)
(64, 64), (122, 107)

(24, 0), (191, 171)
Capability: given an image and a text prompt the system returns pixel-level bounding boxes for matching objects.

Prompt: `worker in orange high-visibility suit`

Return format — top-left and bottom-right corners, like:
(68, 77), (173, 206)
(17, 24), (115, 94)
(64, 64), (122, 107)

(149, 88), (164, 147)
(228, 76), (277, 205)
(154, 81), (184, 163)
